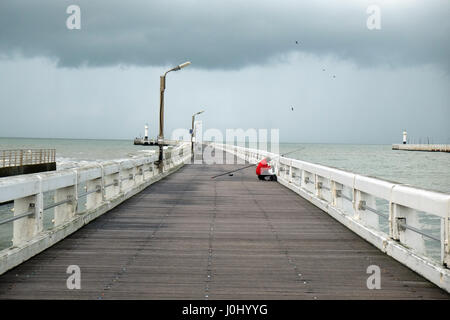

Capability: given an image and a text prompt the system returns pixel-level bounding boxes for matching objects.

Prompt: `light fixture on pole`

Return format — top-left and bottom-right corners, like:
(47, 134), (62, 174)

(157, 61), (191, 166)
(191, 110), (205, 154)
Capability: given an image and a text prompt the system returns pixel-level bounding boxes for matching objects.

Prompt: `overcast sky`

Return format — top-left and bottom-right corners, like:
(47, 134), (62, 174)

(0, 0), (449, 143)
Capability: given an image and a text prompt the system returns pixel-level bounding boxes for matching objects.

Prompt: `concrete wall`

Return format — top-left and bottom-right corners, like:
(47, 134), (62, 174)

(0, 162), (56, 178)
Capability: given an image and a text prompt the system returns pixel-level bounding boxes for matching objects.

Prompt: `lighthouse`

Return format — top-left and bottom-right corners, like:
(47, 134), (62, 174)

(403, 130), (407, 144)
(133, 123), (157, 145)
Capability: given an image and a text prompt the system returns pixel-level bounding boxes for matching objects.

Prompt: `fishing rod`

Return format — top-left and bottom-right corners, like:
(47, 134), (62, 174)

(211, 163), (255, 179)
(210, 147), (305, 179)
(280, 147), (305, 157)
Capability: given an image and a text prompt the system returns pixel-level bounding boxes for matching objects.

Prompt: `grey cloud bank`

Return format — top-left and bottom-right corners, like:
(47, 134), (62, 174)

(0, 0), (449, 71)
(0, 54), (448, 144)
(0, 1), (448, 144)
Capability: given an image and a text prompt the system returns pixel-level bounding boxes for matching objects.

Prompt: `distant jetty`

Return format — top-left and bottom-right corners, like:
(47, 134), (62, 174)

(133, 137), (157, 145)
(133, 138), (179, 146)
(392, 144), (450, 153)
(0, 149), (56, 178)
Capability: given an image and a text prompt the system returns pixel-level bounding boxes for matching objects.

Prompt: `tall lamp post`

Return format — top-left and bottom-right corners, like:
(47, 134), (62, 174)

(158, 61), (191, 166)
(191, 110), (204, 154)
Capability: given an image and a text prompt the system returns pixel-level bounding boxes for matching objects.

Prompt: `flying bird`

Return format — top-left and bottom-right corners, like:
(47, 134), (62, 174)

(295, 41), (299, 45)
(291, 106), (294, 111)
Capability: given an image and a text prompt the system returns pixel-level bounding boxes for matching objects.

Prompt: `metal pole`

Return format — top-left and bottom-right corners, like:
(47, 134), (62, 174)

(191, 110), (204, 156)
(158, 75), (166, 167)
(156, 62), (190, 168)
(191, 114), (195, 154)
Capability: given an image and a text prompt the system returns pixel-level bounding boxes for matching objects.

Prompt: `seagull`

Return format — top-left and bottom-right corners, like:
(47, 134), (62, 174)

(322, 69), (325, 71)
(295, 41), (299, 45)
(291, 106), (294, 111)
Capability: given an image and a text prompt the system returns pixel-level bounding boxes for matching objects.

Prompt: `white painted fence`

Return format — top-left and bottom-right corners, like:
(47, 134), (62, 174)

(0, 149), (56, 168)
(212, 143), (450, 293)
(0, 143), (191, 275)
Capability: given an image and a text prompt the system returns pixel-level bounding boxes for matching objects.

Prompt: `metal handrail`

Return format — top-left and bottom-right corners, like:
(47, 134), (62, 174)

(78, 185), (102, 198)
(0, 209), (34, 226)
(359, 201), (389, 220)
(0, 149), (56, 168)
(398, 220), (440, 242)
(43, 197), (73, 211)
(336, 190), (353, 202)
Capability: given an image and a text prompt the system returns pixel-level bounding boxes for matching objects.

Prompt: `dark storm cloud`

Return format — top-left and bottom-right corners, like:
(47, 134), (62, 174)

(0, 0), (449, 70)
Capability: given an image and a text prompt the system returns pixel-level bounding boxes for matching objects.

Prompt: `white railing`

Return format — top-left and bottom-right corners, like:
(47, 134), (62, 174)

(212, 142), (450, 293)
(0, 142), (191, 275)
(0, 149), (56, 168)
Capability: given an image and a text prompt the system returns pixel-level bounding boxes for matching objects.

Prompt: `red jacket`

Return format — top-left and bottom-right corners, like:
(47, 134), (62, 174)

(256, 158), (271, 175)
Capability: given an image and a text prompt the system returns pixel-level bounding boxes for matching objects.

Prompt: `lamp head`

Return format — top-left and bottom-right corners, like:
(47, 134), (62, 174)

(178, 61), (191, 69)
(170, 61), (191, 72)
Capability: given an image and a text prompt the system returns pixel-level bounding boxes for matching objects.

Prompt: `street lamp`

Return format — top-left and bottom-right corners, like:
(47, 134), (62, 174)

(157, 61), (191, 165)
(191, 110), (205, 153)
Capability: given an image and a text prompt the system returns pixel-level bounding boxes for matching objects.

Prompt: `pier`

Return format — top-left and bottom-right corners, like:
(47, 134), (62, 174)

(392, 144), (450, 153)
(133, 137), (157, 145)
(133, 138), (179, 146)
(0, 143), (449, 299)
(0, 149), (56, 178)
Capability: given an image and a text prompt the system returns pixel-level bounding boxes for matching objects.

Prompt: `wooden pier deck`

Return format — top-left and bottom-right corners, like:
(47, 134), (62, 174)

(0, 154), (448, 299)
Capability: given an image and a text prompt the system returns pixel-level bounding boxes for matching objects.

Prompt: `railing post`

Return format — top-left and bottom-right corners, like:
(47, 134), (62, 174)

(119, 164), (126, 193)
(391, 203), (427, 256)
(86, 177), (102, 211)
(85, 165), (103, 211)
(54, 186), (76, 226)
(100, 164), (106, 201)
(104, 170), (120, 201)
(444, 215), (449, 266)
(116, 164), (122, 193)
(354, 190), (362, 220)
(331, 180), (337, 206)
(314, 174), (320, 198)
(356, 191), (379, 230)
(391, 202), (403, 241)
(136, 165), (144, 185)
(142, 163), (149, 181)
(300, 170), (305, 189)
(132, 165), (138, 186)
(12, 185), (43, 247)
(149, 164), (155, 180)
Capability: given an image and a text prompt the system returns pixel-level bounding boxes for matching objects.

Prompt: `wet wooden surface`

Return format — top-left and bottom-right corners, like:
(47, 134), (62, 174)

(0, 153), (448, 299)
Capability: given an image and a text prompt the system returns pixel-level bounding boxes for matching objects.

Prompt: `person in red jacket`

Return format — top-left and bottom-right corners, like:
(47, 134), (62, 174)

(256, 157), (277, 181)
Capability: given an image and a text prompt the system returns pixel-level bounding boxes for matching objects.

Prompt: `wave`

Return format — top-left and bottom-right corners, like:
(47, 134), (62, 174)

(56, 150), (157, 170)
